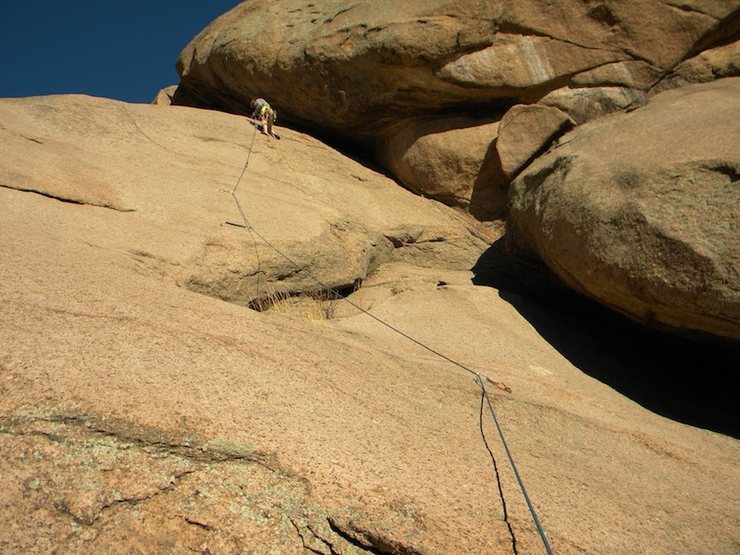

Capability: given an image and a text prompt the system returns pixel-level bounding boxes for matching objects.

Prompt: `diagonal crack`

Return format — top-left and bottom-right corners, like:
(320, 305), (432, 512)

(120, 104), (182, 155)
(323, 4), (360, 24)
(307, 523), (341, 555)
(326, 518), (387, 555)
(0, 414), (279, 474)
(92, 469), (198, 522)
(663, 2), (719, 19)
(0, 183), (135, 212)
(52, 469), (198, 526)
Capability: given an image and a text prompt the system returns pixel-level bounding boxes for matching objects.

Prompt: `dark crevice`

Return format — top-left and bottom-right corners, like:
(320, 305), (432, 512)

(663, 2), (719, 20)
(700, 161), (739, 181)
(690, 6), (740, 55)
(183, 516), (215, 531)
(288, 517), (328, 555)
(53, 469), (198, 526)
(326, 518), (388, 555)
(384, 235), (446, 248)
(658, 6), (740, 78)
(94, 469), (197, 521)
(0, 428), (63, 442)
(617, 46), (661, 68)
(501, 118), (574, 182)
(479, 390), (518, 554)
(307, 524), (341, 555)
(472, 238), (740, 438)
(323, 5), (358, 24)
(248, 281), (361, 314)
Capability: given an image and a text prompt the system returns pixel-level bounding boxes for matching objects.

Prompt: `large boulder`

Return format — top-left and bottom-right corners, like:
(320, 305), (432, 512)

(379, 116), (506, 218)
(509, 78), (740, 339)
(171, 1), (738, 220)
(174, 0), (737, 138)
(496, 104), (574, 178)
(653, 39), (740, 93)
(152, 84), (178, 105)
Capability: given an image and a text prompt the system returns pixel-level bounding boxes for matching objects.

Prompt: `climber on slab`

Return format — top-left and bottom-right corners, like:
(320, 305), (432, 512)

(250, 97), (277, 137)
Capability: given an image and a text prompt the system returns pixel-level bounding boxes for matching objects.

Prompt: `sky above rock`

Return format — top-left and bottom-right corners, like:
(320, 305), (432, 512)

(0, 0), (239, 103)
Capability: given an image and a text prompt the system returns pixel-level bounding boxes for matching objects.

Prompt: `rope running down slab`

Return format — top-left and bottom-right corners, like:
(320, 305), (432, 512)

(228, 120), (554, 554)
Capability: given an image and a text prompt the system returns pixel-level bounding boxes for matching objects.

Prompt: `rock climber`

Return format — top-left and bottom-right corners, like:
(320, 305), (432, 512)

(250, 97), (277, 137)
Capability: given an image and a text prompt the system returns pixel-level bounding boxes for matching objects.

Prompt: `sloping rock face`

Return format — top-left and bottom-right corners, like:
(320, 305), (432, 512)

(509, 78), (740, 339)
(2, 94), (740, 554)
(0, 94), (490, 310)
(172, 0), (738, 216)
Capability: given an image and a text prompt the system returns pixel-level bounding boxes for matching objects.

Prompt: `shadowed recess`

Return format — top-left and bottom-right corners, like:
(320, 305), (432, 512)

(472, 239), (740, 438)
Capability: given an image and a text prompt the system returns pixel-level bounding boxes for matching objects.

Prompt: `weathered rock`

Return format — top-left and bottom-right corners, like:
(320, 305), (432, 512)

(174, 1), (738, 137)
(539, 86), (645, 124)
(434, 32), (626, 89)
(572, 60), (663, 90)
(379, 116), (506, 219)
(0, 94), (489, 309)
(653, 39), (740, 93)
(2, 91), (740, 554)
(496, 104), (573, 178)
(152, 84), (178, 105)
(509, 78), (740, 339)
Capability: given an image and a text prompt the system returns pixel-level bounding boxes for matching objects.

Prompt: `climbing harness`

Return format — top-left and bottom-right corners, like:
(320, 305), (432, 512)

(225, 120), (554, 554)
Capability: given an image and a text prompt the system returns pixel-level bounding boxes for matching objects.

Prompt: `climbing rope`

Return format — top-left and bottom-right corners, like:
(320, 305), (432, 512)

(226, 119), (554, 554)
(230, 122), (262, 286)
(478, 374), (554, 555)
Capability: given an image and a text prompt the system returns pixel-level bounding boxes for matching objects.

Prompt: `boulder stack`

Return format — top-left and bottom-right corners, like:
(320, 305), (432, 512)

(173, 0), (739, 216)
(509, 79), (740, 339)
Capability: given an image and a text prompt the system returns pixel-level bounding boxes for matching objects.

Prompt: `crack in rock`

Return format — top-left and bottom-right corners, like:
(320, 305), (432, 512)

(663, 2), (720, 19)
(0, 183), (135, 212)
(0, 414), (279, 473)
(496, 22), (626, 56)
(181, 515), (216, 531)
(327, 516), (424, 555)
(288, 516), (333, 555)
(83, 469), (198, 526)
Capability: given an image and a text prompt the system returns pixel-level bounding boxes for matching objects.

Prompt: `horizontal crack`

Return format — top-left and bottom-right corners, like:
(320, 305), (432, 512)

(496, 22), (627, 56)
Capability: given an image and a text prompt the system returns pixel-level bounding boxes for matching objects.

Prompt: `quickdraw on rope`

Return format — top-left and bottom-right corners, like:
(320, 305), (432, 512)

(225, 118), (554, 554)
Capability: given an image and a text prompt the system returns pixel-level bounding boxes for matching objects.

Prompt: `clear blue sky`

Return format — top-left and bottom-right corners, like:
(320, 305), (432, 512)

(0, 1), (240, 103)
